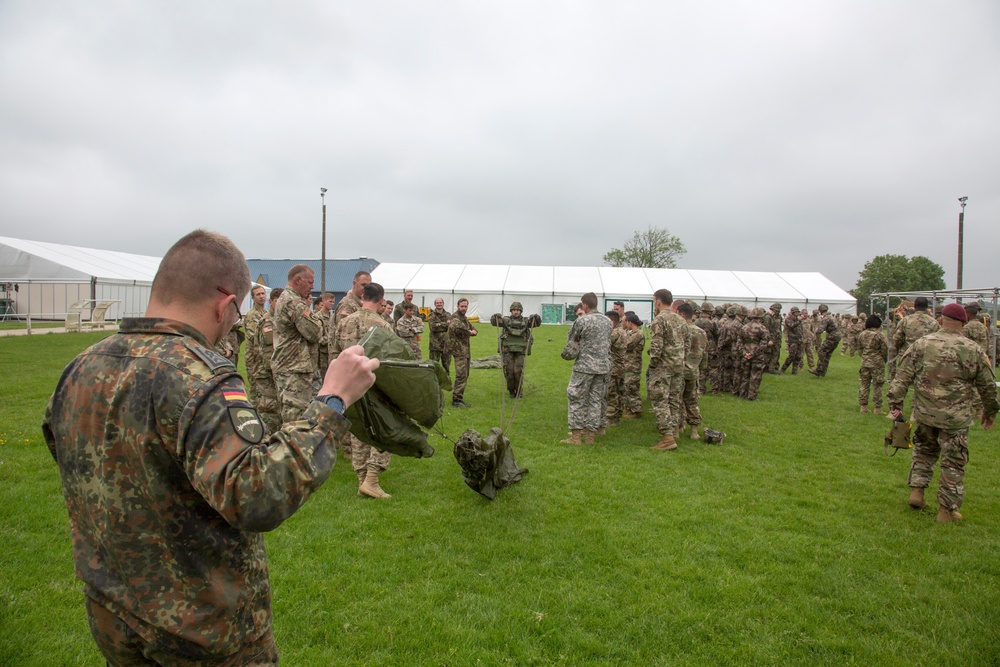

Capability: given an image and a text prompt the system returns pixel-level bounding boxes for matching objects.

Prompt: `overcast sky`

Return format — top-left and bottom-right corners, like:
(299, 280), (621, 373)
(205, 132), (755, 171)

(1, 1), (998, 292)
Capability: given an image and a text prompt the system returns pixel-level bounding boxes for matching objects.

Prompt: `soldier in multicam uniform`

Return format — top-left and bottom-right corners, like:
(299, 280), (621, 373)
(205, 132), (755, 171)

(395, 302), (425, 359)
(332, 282), (398, 499)
(620, 312), (646, 419)
(809, 304), (841, 377)
(800, 309), (816, 371)
(271, 265), (321, 423)
(448, 298), (478, 407)
(893, 296), (939, 363)
(738, 308), (772, 400)
(315, 291), (336, 375)
(490, 301), (541, 399)
(605, 311), (626, 425)
(648, 289), (687, 450)
(42, 230), (377, 664)
(333, 271), (371, 329)
(428, 297), (452, 375)
(678, 302), (707, 439)
(763, 303), (782, 374)
(243, 285), (268, 398)
(694, 302), (718, 393)
(560, 292), (613, 445)
(856, 314), (888, 414)
(252, 288), (284, 436)
(216, 323), (244, 368)
(962, 303), (989, 354)
(780, 306), (804, 374)
(888, 303), (998, 523)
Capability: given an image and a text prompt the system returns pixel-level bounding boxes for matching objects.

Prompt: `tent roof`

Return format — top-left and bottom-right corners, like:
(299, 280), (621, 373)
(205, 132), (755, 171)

(371, 263), (856, 307)
(0, 235), (161, 283)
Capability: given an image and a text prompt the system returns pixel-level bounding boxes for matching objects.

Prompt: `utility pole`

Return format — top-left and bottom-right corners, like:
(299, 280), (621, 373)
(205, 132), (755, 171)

(321, 188), (328, 292)
(957, 196), (968, 291)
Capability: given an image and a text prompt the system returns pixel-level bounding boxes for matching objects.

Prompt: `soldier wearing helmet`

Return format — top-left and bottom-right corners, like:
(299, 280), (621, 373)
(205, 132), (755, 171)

(763, 303), (783, 373)
(490, 301), (541, 398)
(695, 301), (719, 393)
(810, 304), (841, 376)
(780, 306), (805, 374)
(737, 307), (773, 400)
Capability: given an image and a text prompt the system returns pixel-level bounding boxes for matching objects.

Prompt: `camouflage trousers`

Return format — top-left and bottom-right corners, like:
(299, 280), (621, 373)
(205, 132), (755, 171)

(907, 423), (969, 512)
(274, 371), (319, 423)
(430, 346), (452, 377)
(502, 350), (526, 396)
(682, 373), (701, 426)
(767, 341), (781, 372)
(802, 339), (816, 370)
(717, 352), (737, 394)
(622, 366), (643, 415)
(815, 338), (840, 375)
(452, 355), (470, 402)
(567, 370), (608, 431)
(648, 365), (684, 435)
(739, 360), (766, 400)
(700, 354), (719, 393)
(606, 372), (624, 421)
(85, 595), (278, 666)
(250, 372), (282, 436)
(780, 341), (803, 374)
(404, 338), (422, 359)
(351, 434), (391, 480)
(858, 364), (885, 409)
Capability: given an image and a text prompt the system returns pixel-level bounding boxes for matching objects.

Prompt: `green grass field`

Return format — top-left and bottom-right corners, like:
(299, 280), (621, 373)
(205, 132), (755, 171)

(2, 325), (999, 665)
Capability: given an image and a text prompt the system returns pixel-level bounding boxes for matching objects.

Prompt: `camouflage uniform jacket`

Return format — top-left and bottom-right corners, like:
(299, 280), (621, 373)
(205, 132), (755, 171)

(609, 327), (627, 378)
(243, 305), (267, 378)
(448, 312), (476, 358)
(490, 314), (537, 354)
(684, 323), (708, 380)
(963, 319), (989, 354)
(623, 328), (645, 374)
(816, 313), (841, 341)
(763, 311), (782, 341)
(694, 315), (718, 357)
(888, 329), (999, 430)
(42, 318), (349, 658)
(799, 316), (813, 342)
(567, 311), (612, 374)
(333, 307), (393, 355)
(427, 309), (452, 352)
(393, 300), (415, 324)
(271, 289), (320, 374)
(716, 316), (738, 354)
(739, 320), (771, 362)
(333, 292), (362, 328)
(784, 314), (802, 343)
(893, 311), (939, 355)
(648, 309), (686, 373)
(857, 328), (888, 369)
(395, 314), (424, 342)
(254, 312), (276, 378)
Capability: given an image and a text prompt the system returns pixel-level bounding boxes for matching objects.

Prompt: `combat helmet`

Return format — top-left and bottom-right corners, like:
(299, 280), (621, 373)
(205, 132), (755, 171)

(749, 307), (765, 319)
(770, 302), (781, 312)
(818, 304), (829, 313)
(714, 305), (725, 317)
(510, 301), (523, 312)
(701, 301), (714, 313)
(789, 306), (800, 314)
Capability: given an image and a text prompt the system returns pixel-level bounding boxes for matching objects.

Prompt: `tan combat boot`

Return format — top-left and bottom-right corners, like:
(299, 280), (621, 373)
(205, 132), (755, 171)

(359, 469), (391, 499)
(595, 426), (606, 436)
(690, 425), (700, 441)
(560, 429), (583, 445)
(623, 410), (639, 419)
(873, 408), (885, 415)
(583, 430), (596, 444)
(907, 487), (926, 510)
(651, 433), (677, 451)
(936, 509), (963, 523)
(860, 406), (870, 414)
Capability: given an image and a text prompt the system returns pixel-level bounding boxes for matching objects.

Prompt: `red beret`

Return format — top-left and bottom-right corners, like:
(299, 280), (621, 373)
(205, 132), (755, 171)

(941, 303), (968, 323)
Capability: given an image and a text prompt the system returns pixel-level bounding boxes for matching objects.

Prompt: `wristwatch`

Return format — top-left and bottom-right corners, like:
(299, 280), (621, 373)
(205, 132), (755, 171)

(316, 394), (346, 415)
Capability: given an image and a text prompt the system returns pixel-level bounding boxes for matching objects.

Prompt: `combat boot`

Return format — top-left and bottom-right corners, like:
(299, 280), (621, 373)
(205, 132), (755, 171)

(690, 425), (700, 441)
(583, 430), (596, 444)
(595, 426), (606, 436)
(936, 509), (963, 523)
(907, 487), (926, 510)
(860, 406), (870, 414)
(359, 469), (391, 499)
(873, 408), (885, 415)
(560, 429), (583, 445)
(651, 433), (677, 451)
(623, 410), (640, 419)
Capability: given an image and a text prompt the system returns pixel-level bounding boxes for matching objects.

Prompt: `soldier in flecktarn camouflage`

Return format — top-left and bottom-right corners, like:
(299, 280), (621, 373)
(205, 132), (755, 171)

(42, 230), (377, 664)
(888, 303), (998, 523)
(809, 304), (841, 377)
(856, 314), (888, 414)
(448, 297), (478, 407)
(779, 307), (804, 374)
(560, 292), (613, 445)
(428, 298), (453, 375)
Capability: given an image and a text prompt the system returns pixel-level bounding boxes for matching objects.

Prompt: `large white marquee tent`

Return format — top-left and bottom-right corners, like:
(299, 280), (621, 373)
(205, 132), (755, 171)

(0, 236), (161, 320)
(371, 263), (857, 322)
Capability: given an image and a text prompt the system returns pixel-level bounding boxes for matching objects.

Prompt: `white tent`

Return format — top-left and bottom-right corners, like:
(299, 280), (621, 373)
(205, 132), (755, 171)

(370, 263), (857, 321)
(0, 236), (161, 320)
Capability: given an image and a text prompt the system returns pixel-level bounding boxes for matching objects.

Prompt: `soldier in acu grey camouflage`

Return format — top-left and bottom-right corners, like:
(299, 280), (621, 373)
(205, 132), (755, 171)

(41, 230), (377, 664)
(888, 303), (998, 522)
(562, 292), (612, 443)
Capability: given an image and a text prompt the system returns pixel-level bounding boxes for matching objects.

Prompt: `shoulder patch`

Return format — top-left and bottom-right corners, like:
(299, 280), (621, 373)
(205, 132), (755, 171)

(187, 342), (236, 373)
(228, 405), (265, 444)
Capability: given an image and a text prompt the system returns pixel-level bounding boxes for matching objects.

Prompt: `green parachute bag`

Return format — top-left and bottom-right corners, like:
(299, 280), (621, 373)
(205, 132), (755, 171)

(346, 326), (453, 458)
(883, 418), (912, 457)
(453, 427), (528, 500)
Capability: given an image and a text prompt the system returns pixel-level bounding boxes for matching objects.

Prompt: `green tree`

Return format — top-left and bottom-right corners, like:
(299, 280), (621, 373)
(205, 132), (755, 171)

(851, 254), (946, 315)
(603, 226), (686, 268)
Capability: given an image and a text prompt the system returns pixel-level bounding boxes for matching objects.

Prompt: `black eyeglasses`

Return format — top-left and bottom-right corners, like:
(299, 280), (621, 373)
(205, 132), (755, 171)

(217, 287), (243, 323)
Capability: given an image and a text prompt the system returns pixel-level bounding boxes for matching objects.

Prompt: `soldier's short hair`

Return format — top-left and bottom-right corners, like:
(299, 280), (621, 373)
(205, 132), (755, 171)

(581, 292), (598, 309)
(322, 291), (335, 299)
(606, 310), (620, 323)
(613, 301), (625, 308)
(653, 289), (672, 305)
(625, 313), (642, 327)
(251, 284), (266, 298)
(353, 270), (371, 282)
(287, 263), (312, 281)
(151, 230), (250, 306)
(385, 300), (394, 307)
(457, 297), (469, 306)
(269, 287), (284, 301)
(403, 302), (414, 311)
(677, 302), (694, 319)
(913, 296), (929, 310)
(362, 282), (385, 302)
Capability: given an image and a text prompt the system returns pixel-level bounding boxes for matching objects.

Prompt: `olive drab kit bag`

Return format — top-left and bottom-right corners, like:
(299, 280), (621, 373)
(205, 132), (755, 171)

(883, 417), (912, 457)
(453, 427), (528, 500)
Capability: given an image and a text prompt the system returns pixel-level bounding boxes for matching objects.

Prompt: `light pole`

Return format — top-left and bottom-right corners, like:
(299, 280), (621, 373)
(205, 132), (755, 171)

(320, 187), (328, 292)
(957, 196), (968, 291)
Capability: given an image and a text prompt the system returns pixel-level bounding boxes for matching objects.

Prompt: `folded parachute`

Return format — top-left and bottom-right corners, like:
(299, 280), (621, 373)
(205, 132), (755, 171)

(453, 427), (528, 500)
(345, 326), (452, 458)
